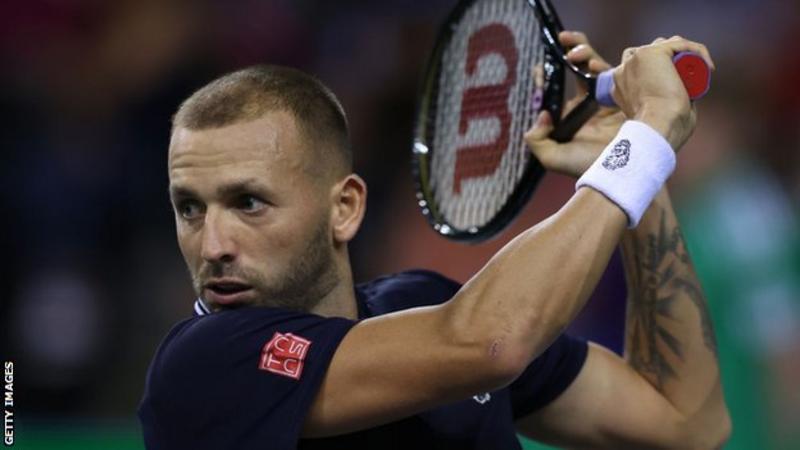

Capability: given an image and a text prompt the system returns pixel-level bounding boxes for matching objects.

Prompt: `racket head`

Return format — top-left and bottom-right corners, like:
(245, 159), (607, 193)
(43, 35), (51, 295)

(412, 0), (565, 243)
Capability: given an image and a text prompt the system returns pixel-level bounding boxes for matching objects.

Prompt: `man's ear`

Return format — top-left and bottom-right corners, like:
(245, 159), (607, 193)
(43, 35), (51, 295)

(329, 174), (367, 244)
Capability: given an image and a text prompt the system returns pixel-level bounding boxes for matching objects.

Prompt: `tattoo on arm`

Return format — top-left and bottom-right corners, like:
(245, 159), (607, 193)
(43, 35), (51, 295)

(625, 209), (718, 389)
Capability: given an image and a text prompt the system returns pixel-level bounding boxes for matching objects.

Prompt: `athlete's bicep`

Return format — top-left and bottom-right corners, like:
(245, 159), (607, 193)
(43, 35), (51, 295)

(515, 343), (689, 449)
(301, 302), (515, 438)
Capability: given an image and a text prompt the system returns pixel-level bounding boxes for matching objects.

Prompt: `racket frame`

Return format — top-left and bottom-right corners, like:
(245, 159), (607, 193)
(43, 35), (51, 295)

(528, 0), (603, 143)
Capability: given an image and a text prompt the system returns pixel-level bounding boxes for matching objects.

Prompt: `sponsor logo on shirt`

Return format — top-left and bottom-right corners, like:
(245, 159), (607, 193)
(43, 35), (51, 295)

(259, 332), (311, 380)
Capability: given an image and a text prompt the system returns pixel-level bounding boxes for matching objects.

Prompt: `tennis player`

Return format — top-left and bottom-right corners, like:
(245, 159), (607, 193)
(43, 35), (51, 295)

(138, 33), (730, 449)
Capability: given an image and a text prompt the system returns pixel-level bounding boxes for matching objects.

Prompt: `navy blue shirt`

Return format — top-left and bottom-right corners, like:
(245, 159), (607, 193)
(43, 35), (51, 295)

(139, 270), (588, 449)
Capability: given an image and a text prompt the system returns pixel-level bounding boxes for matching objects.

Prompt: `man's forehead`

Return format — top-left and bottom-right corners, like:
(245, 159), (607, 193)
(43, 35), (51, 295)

(168, 111), (305, 164)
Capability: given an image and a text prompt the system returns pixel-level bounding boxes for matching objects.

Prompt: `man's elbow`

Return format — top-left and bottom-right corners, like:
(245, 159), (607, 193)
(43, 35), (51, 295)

(684, 407), (732, 450)
(441, 290), (549, 391)
(464, 317), (544, 390)
(441, 314), (531, 389)
(706, 402), (732, 450)
(712, 410), (732, 450)
(479, 333), (531, 388)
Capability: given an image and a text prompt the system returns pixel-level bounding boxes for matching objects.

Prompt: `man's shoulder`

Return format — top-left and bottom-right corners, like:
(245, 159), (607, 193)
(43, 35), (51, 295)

(357, 269), (461, 316)
(140, 306), (355, 448)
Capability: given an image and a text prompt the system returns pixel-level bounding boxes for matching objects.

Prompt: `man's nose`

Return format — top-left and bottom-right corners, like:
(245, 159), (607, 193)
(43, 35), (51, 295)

(200, 209), (237, 264)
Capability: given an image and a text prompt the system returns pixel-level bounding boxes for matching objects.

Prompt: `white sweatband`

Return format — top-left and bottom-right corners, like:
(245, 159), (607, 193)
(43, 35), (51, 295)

(576, 120), (676, 228)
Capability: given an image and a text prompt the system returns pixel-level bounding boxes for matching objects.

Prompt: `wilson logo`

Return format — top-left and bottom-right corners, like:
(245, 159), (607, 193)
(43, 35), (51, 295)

(452, 23), (518, 194)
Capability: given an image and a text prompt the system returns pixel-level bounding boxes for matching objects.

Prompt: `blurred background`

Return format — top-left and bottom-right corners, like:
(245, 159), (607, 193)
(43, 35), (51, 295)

(2, 0), (798, 448)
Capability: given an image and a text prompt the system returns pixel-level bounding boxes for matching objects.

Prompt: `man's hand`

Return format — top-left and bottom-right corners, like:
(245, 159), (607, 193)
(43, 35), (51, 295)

(526, 35), (717, 178)
(524, 31), (626, 179)
(611, 36), (715, 150)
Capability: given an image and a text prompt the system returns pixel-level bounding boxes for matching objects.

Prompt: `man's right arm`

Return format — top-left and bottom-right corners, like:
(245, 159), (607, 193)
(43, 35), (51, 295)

(303, 187), (627, 437)
(302, 36), (711, 439)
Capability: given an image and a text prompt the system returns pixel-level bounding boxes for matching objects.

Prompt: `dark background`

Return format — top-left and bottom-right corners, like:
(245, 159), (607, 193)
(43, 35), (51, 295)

(2, 0), (799, 448)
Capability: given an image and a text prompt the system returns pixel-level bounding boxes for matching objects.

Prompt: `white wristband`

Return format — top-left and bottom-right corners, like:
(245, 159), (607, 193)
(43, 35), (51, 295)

(576, 120), (676, 228)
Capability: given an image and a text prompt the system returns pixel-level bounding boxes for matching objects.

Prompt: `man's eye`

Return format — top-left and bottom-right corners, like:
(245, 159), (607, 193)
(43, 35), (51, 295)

(177, 201), (203, 219)
(237, 195), (267, 213)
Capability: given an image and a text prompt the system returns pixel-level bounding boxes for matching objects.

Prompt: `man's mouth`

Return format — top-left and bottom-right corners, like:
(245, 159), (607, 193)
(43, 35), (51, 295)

(203, 279), (254, 306)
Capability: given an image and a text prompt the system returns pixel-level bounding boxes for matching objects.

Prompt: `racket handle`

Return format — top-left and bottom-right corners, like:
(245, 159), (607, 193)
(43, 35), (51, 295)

(595, 51), (711, 107)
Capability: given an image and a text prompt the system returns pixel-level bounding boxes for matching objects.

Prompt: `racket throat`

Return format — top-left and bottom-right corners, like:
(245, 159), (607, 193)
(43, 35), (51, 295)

(550, 93), (599, 143)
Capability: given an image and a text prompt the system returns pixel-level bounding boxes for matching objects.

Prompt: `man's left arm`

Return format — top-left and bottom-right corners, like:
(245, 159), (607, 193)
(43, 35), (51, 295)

(515, 31), (730, 448)
(515, 189), (731, 449)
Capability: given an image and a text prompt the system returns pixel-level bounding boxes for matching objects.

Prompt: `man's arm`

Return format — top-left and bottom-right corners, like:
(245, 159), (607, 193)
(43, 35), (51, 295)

(304, 188), (627, 437)
(621, 189), (722, 408)
(302, 36), (710, 439)
(512, 33), (729, 448)
(515, 190), (731, 449)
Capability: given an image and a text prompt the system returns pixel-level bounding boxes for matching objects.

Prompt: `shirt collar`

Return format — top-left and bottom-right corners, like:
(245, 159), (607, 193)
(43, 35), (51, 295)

(195, 293), (366, 318)
(193, 298), (211, 316)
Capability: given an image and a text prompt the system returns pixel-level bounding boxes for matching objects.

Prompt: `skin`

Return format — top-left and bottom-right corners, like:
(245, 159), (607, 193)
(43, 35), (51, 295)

(166, 34), (730, 448)
(168, 111), (364, 319)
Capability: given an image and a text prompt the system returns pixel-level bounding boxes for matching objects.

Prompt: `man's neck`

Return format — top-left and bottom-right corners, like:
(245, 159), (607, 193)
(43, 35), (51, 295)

(309, 260), (358, 320)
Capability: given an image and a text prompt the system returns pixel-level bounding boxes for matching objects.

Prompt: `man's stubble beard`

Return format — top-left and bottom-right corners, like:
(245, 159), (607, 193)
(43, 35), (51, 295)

(191, 218), (340, 312)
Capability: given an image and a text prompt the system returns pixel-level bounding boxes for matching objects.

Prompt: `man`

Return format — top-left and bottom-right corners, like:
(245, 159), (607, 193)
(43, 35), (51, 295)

(139, 32), (730, 449)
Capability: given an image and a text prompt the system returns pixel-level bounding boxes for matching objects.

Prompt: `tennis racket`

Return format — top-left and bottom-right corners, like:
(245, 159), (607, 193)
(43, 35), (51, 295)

(412, 0), (711, 242)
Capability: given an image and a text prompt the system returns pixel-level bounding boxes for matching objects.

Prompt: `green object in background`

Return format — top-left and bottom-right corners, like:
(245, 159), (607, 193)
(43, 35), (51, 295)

(519, 435), (558, 449)
(14, 422), (144, 450)
(677, 160), (800, 450)
(15, 424), (552, 450)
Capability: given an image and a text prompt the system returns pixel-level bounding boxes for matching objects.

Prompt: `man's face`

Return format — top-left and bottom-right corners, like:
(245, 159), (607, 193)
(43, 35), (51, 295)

(168, 111), (338, 311)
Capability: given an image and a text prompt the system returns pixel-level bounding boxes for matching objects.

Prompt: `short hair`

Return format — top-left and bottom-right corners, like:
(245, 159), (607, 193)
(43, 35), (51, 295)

(172, 65), (352, 173)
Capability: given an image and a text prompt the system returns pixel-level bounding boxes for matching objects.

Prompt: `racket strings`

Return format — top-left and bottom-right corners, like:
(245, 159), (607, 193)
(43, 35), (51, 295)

(428, 0), (544, 231)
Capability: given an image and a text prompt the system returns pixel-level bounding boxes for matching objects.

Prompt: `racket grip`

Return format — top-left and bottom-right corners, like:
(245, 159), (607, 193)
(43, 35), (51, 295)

(595, 51), (711, 107)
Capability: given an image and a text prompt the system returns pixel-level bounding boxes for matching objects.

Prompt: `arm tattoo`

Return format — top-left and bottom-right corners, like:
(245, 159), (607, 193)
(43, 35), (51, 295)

(625, 209), (718, 389)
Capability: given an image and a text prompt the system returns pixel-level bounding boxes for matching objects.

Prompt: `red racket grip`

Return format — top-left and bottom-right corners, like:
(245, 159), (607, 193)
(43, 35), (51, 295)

(595, 51), (711, 106)
(672, 51), (711, 99)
